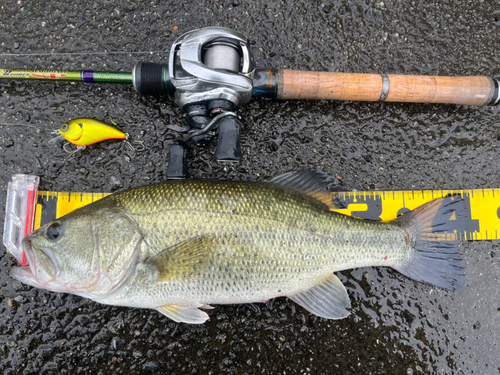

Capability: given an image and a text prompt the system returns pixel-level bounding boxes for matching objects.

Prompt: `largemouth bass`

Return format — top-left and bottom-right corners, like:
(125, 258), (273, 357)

(11, 171), (466, 324)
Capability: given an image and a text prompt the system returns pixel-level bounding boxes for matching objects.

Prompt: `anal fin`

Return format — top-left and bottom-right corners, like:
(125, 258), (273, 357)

(157, 303), (210, 324)
(289, 274), (351, 320)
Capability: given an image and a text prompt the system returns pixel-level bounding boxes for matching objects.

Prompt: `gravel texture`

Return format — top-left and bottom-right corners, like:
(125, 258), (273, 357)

(1, 1), (499, 374)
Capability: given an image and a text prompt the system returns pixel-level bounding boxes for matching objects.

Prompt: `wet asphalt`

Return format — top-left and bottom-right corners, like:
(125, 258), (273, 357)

(1, 0), (500, 374)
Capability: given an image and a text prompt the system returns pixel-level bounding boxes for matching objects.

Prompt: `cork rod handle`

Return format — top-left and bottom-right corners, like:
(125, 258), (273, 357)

(277, 70), (500, 106)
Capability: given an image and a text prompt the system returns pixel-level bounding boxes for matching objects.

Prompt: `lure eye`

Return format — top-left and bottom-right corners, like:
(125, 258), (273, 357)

(46, 222), (62, 240)
(61, 124), (68, 132)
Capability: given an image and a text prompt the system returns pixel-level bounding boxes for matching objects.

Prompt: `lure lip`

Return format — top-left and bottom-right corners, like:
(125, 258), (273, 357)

(47, 134), (65, 145)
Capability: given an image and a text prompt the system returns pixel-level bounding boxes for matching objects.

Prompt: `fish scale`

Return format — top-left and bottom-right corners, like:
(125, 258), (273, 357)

(93, 179), (410, 307)
(12, 171), (466, 323)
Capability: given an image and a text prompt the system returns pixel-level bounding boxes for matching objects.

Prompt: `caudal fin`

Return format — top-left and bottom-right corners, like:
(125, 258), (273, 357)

(392, 196), (466, 291)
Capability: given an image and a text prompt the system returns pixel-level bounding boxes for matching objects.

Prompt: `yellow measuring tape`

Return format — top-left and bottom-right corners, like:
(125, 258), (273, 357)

(33, 189), (500, 241)
(35, 191), (111, 231)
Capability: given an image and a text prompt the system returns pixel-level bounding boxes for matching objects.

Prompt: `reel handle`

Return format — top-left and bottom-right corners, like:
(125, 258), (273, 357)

(215, 116), (242, 163)
(166, 142), (189, 179)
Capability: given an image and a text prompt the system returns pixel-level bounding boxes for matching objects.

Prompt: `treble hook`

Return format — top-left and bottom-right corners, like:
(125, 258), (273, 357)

(63, 142), (86, 154)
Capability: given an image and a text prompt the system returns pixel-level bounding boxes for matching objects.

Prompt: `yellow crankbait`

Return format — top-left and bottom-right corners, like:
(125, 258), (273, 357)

(57, 118), (126, 146)
(48, 118), (144, 156)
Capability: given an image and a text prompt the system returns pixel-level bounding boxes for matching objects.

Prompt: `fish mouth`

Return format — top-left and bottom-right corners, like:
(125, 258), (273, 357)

(22, 237), (36, 275)
(10, 237), (61, 287)
(9, 266), (43, 288)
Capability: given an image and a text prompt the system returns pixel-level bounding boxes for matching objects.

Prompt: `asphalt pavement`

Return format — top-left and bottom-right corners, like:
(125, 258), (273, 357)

(0, 1), (499, 374)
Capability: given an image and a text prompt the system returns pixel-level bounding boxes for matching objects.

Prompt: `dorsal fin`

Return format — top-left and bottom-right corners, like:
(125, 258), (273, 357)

(269, 170), (338, 210)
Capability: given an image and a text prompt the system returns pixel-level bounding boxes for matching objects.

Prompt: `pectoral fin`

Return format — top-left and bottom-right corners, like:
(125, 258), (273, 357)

(288, 274), (351, 319)
(145, 236), (217, 282)
(157, 303), (210, 324)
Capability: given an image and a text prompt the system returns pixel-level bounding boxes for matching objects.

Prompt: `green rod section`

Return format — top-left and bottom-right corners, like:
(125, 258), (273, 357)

(0, 69), (132, 84)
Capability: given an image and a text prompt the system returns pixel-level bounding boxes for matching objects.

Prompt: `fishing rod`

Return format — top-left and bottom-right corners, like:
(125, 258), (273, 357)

(1, 27), (499, 178)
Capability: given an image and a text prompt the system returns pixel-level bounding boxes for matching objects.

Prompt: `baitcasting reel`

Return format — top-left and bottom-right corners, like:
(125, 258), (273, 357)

(5, 26), (498, 179)
(132, 27), (256, 178)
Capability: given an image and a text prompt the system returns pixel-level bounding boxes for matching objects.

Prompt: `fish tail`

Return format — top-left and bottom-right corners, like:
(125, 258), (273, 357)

(392, 196), (466, 291)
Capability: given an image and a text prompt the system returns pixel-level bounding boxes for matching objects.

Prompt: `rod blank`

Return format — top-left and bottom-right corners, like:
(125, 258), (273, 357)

(0, 69), (132, 84)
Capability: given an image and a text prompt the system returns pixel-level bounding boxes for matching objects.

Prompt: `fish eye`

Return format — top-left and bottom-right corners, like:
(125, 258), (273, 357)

(46, 222), (62, 240)
(61, 124), (68, 131)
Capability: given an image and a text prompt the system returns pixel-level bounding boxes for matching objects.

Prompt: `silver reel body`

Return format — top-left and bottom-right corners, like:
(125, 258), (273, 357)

(169, 27), (255, 109)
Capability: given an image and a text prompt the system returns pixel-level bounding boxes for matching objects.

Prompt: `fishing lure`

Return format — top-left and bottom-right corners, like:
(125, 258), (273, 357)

(48, 118), (144, 157)
(51, 118), (127, 146)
